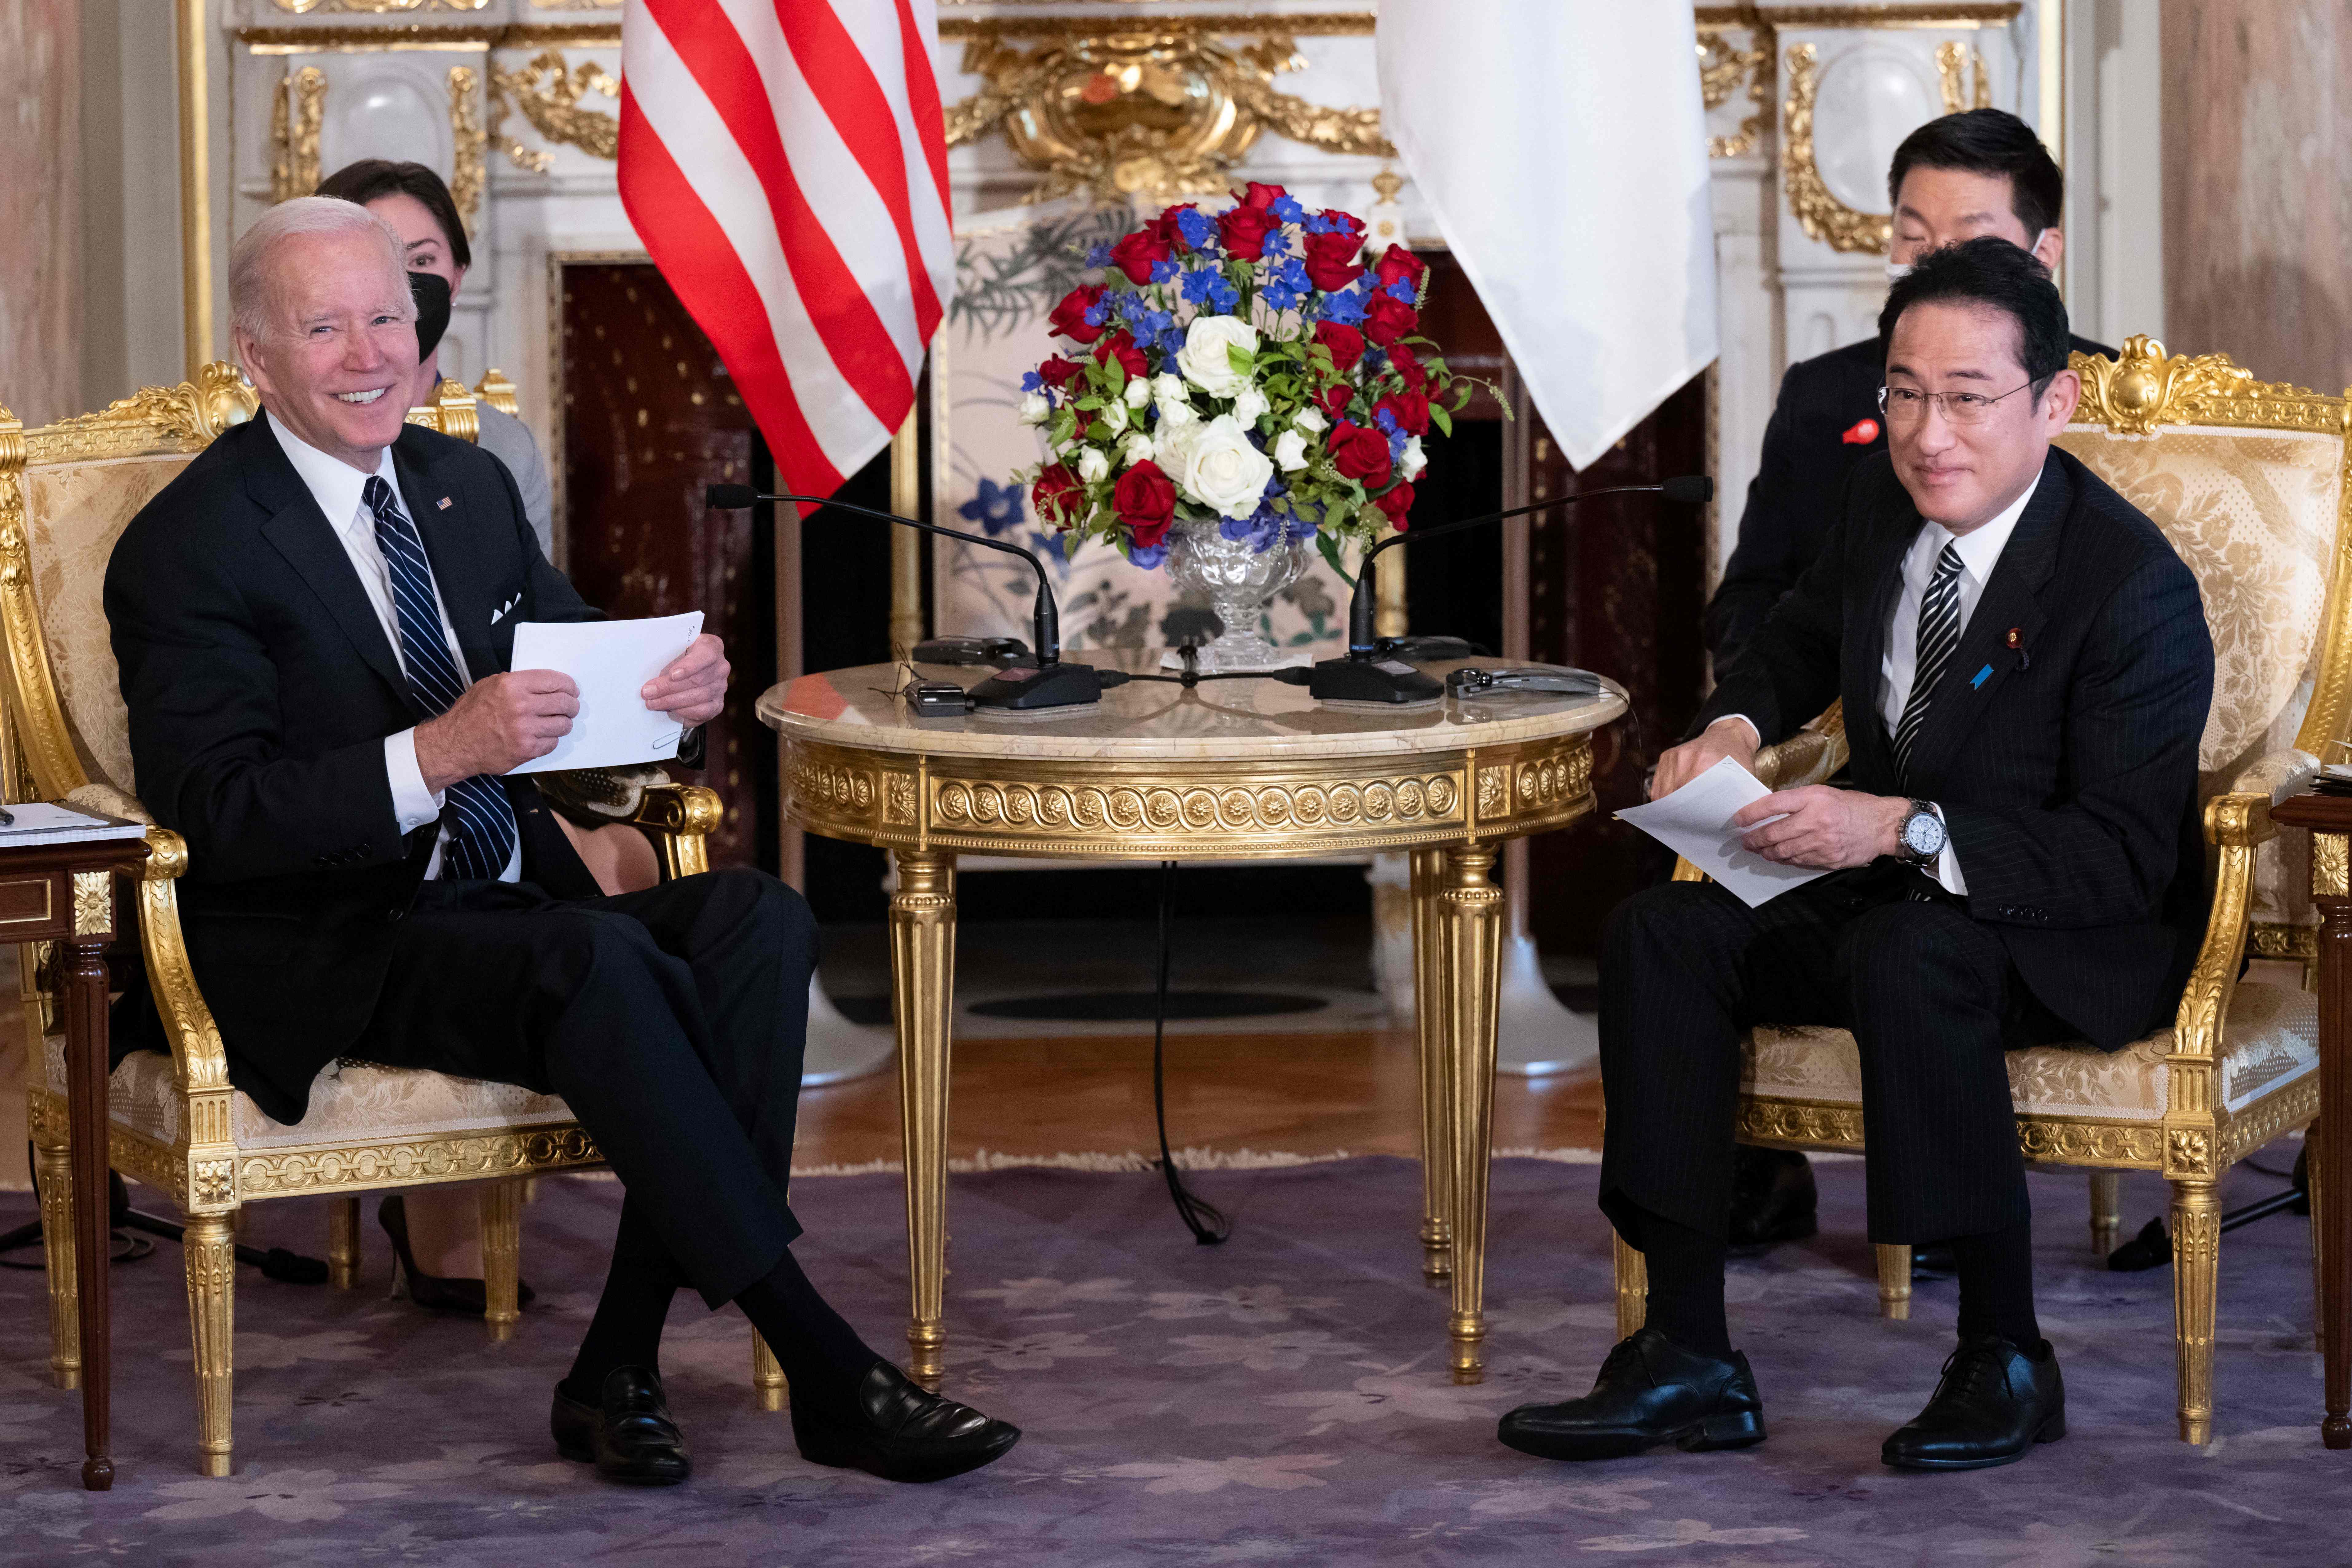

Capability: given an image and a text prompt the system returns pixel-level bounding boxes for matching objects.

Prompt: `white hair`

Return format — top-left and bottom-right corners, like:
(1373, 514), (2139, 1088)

(229, 196), (416, 346)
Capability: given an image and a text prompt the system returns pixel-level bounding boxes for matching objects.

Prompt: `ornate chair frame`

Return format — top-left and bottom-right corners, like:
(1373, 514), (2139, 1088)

(1619, 338), (2350, 1443)
(4, 368), (775, 1476)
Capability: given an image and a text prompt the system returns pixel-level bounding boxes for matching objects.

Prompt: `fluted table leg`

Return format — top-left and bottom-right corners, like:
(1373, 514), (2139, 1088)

(1410, 847), (1451, 1288)
(2316, 892), (2352, 1448)
(64, 933), (113, 1490)
(891, 850), (956, 1392)
(1437, 843), (1504, 1384)
(35, 1137), (78, 1389)
(752, 1331), (786, 1412)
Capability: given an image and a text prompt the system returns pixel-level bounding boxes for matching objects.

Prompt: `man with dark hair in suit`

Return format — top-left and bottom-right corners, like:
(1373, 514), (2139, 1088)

(1712, 108), (2116, 1253)
(106, 196), (1019, 1488)
(1497, 238), (2212, 1471)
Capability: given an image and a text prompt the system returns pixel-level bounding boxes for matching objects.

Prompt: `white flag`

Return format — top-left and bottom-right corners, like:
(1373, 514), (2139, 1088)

(1376, 3), (1717, 469)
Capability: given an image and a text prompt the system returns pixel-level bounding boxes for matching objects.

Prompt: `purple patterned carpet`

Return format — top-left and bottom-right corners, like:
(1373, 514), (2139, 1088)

(0, 1147), (2342, 1565)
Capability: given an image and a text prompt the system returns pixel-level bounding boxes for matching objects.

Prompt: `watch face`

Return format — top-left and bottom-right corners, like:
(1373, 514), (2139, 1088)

(1903, 811), (1945, 857)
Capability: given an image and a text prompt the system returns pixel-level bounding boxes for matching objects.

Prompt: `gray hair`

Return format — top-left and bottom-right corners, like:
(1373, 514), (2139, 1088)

(229, 196), (415, 346)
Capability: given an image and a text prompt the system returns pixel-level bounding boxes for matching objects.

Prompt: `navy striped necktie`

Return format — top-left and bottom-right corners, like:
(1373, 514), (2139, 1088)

(363, 475), (516, 880)
(1892, 539), (1965, 781)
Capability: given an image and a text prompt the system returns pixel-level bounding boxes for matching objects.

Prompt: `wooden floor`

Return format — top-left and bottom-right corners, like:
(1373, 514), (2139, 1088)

(792, 1026), (1604, 1170)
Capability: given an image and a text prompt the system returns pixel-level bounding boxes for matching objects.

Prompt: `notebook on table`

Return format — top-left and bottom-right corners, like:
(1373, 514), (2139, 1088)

(0, 803), (150, 846)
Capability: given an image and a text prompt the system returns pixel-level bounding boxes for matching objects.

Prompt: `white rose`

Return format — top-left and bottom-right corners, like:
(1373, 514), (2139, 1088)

(1293, 406), (1328, 434)
(1101, 399), (1129, 435)
(1152, 372), (1189, 405)
(1175, 315), (1260, 399)
(1399, 435), (1427, 481)
(1124, 377), (1151, 408)
(1177, 414), (1276, 520)
(1232, 386), (1270, 426)
(1153, 419), (1198, 475)
(1273, 428), (1310, 473)
(1077, 445), (1110, 484)
(1121, 431), (1157, 468)
(1156, 389), (1198, 429)
(1018, 391), (1052, 426)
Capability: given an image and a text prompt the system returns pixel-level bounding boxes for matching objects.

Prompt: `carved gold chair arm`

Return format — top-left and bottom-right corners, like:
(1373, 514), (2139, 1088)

(1670, 701), (1850, 884)
(2228, 747), (2321, 808)
(627, 781), (723, 882)
(2170, 791), (2274, 1064)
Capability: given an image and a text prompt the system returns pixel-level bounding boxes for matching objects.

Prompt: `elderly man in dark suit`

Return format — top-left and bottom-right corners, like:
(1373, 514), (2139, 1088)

(1499, 239), (2213, 1472)
(105, 196), (1017, 1487)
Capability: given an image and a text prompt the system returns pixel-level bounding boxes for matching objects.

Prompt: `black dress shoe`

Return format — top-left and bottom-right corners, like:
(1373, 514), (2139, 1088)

(1882, 1334), (2064, 1471)
(1497, 1327), (1766, 1461)
(551, 1366), (692, 1486)
(791, 1361), (1021, 1483)
(1726, 1146), (1818, 1257)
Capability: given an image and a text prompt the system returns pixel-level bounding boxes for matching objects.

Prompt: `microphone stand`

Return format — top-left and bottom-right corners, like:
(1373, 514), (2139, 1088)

(1309, 477), (1714, 704)
(704, 487), (1103, 711)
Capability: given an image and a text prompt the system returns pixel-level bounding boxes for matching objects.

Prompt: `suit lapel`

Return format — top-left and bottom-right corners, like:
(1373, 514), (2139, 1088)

(1897, 453), (2070, 791)
(395, 438), (501, 682)
(248, 415), (415, 712)
(1842, 505), (1916, 788)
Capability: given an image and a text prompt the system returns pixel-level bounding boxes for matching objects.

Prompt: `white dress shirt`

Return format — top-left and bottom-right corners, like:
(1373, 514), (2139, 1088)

(1717, 470), (2041, 895)
(267, 416), (521, 882)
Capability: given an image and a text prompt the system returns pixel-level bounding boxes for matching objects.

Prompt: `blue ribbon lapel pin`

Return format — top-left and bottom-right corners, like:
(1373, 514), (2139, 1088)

(1970, 663), (1993, 690)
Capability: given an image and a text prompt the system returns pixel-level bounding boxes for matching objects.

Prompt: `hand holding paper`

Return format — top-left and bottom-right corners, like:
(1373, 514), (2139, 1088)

(506, 613), (706, 775)
(1614, 756), (1829, 908)
(641, 632), (731, 726)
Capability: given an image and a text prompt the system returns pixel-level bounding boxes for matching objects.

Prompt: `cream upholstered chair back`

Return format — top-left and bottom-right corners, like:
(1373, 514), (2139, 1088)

(2056, 336), (2352, 934)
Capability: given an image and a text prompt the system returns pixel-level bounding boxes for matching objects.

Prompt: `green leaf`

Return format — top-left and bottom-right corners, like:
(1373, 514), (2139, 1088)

(1428, 403), (1453, 438)
(1225, 343), (1256, 378)
(1316, 527), (1357, 589)
(1075, 395), (1104, 411)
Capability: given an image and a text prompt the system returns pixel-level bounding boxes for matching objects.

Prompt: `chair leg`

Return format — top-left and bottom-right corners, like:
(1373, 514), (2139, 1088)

(479, 1180), (523, 1342)
(2311, 1127), (2327, 1356)
(2089, 1171), (2122, 1260)
(184, 1211), (236, 1476)
(752, 1329), (786, 1412)
(2170, 1177), (2221, 1444)
(34, 1135), (79, 1390)
(1612, 1234), (1647, 1341)
(326, 1197), (361, 1289)
(1875, 1244), (1913, 1320)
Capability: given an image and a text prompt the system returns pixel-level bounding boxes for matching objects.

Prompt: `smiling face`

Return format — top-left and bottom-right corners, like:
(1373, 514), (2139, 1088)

(1890, 165), (2063, 276)
(234, 227), (420, 473)
(1883, 299), (2079, 531)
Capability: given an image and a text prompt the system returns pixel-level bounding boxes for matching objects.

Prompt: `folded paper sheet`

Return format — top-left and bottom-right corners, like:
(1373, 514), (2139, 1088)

(506, 613), (704, 774)
(1614, 756), (1829, 908)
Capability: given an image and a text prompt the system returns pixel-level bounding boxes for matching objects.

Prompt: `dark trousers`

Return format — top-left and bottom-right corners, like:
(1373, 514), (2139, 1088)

(354, 866), (817, 1308)
(1598, 868), (2075, 1248)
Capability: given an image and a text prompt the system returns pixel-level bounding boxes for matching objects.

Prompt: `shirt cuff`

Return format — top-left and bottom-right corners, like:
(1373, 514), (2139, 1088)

(1928, 803), (1968, 895)
(1711, 714), (1762, 749)
(384, 730), (445, 835)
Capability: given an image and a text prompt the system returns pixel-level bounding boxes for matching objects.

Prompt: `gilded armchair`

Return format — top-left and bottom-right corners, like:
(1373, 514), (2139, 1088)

(1622, 337), (2348, 1443)
(3, 367), (773, 1476)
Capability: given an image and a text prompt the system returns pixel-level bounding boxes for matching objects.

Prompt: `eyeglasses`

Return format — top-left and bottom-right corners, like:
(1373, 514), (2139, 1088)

(1877, 383), (2038, 426)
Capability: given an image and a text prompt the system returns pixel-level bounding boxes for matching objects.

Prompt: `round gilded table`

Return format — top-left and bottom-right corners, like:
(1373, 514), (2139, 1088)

(759, 653), (1626, 1388)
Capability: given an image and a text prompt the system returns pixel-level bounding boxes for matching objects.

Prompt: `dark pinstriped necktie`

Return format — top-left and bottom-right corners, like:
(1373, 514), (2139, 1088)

(363, 475), (517, 880)
(1892, 540), (1965, 782)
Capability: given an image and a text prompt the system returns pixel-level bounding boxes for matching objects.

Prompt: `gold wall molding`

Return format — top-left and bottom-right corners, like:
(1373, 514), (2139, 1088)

(936, 13), (1375, 40)
(1695, 3), (2018, 26)
(1780, 42), (1890, 254)
(447, 65), (487, 228)
(271, 0), (489, 11)
(269, 65), (328, 205)
(238, 23), (617, 52)
(1697, 25), (1775, 159)
(1935, 39), (1992, 112)
(490, 50), (619, 165)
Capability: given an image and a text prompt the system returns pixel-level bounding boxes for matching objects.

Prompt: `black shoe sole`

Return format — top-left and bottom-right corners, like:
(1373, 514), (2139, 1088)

(1882, 1412), (2065, 1472)
(551, 1399), (692, 1487)
(794, 1424), (1022, 1484)
(1498, 1409), (1767, 1462)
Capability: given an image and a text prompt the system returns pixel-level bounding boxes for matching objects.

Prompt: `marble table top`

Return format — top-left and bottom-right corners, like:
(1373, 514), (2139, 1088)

(756, 652), (1626, 763)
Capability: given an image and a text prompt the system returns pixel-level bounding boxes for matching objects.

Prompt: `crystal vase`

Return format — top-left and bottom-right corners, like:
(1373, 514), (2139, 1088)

(1166, 517), (1310, 670)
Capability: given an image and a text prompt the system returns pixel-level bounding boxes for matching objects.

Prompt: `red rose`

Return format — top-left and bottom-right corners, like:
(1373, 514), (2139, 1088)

(1032, 463), (1084, 528)
(1219, 202), (1280, 261)
(1036, 356), (1082, 391)
(1328, 421), (1394, 490)
(1153, 206), (1199, 252)
(1241, 181), (1288, 211)
(1092, 328), (1148, 381)
(1302, 230), (1366, 291)
(1114, 459), (1176, 549)
(1109, 227), (1172, 285)
(1048, 283), (1107, 344)
(1317, 383), (1354, 424)
(1313, 320), (1365, 375)
(1364, 292), (1419, 347)
(1388, 340), (1428, 391)
(1372, 243), (1427, 295)
(1375, 389), (1431, 437)
(1373, 481), (1415, 531)
(1326, 210), (1367, 238)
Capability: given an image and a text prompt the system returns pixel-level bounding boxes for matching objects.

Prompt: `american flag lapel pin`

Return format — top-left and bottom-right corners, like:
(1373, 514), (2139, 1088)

(437, 496), (453, 510)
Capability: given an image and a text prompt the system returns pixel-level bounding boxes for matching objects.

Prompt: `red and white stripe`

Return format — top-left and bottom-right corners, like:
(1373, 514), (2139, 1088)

(619, 0), (953, 511)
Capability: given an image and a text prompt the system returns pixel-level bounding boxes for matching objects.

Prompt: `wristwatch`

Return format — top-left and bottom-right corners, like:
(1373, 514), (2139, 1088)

(1897, 798), (1947, 868)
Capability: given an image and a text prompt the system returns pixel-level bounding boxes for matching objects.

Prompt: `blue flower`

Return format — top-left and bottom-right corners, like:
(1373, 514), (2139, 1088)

(1386, 278), (1417, 303)
(1321, 288), (1367, 326)
(1029, 529), (1072, 564)
(1179, 267), (1219, 305)
(959, 477), (1024, 537)
(1301, 212), (1337, 235)
(1129, 541), (1168, 570)
(1019, 370), (1044, 394)
(1374, 407), (1401, 437)
(1175, 207), (1217, 249)
(1269, 194), (1306, 224)
(1083, 299), (1110, 327)
(1157, 326), (1188, 359)
(1150, 258), (1180, 285)
(1084, 242), (1114, 269)
(1260, 229), (1291, 260)
(1201, 274), (1240, 314)
(1361, 347), (1388, 376)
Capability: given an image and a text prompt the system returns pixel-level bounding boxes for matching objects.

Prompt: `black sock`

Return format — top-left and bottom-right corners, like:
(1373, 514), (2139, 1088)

(1949, 1217), (2041, 1350)
(735, 1246), (884, 1417)
(1631, 1208), (1732, 1357)
(563, 1194), (683, 1402)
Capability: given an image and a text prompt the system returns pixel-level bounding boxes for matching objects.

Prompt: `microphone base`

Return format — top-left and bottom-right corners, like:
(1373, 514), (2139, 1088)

(968, 658), (1102, 710)
(1307, 655), (1446, 705)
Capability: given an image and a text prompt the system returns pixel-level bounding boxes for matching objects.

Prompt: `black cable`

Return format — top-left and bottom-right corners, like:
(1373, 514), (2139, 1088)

(1152, 860), (1229, 1245)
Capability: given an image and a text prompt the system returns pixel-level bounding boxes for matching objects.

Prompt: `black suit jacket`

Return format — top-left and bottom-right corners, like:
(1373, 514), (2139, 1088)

(1697, 446), (2214, 1050)
(105, 413), (608, 1122)
(1706, 332), (2115, 662)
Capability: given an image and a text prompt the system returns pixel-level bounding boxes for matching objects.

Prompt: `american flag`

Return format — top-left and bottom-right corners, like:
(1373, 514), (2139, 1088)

(618, 1), (954, 511)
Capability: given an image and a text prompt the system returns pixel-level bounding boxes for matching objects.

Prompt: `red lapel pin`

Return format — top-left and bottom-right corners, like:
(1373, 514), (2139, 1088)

(1841, 418), (1880, 445)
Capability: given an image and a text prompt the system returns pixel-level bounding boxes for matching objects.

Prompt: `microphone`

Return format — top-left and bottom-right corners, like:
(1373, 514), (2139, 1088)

(1311, 475), (1715, 705)
(704, 485), (1101, 711)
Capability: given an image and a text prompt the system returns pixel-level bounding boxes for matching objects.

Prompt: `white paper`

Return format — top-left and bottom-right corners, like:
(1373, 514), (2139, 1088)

(1613, 756), (1828, 908)
(505, 613), (704, 775)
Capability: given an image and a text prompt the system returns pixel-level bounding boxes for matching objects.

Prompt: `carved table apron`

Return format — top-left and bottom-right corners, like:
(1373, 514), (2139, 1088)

(759, 655), (1626, 1388)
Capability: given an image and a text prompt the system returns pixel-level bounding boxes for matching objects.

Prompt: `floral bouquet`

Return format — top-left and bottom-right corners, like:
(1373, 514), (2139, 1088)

(1015, 183), (1481, 577)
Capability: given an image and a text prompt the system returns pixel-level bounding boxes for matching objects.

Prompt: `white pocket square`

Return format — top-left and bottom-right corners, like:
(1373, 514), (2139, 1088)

(490, 594), (521, 625)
